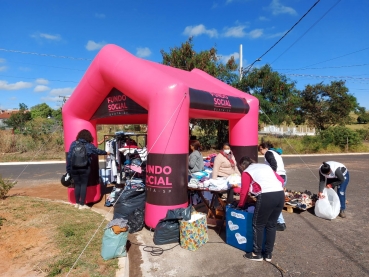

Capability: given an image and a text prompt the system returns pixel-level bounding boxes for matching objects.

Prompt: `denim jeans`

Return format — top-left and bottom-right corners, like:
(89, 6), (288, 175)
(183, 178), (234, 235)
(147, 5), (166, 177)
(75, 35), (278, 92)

(337, 171), (349, 210)
(277, 175), (287, 224)
(71, 167), (91, 205)
(253, 190), (284, 255)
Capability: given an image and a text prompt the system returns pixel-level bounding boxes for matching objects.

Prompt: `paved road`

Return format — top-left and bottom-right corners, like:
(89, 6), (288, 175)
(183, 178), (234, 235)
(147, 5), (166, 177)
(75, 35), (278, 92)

(0, 161), (106, 187)
(1, 154), (367, 188)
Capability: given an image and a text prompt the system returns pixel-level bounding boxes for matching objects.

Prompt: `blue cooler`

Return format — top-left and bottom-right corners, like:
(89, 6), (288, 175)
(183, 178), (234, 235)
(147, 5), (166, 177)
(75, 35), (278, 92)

(225, 205), (254, 252)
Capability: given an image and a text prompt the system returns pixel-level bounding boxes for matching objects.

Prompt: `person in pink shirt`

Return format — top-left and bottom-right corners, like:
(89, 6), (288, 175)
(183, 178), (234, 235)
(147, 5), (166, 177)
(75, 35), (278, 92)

(238, 156), (284, 262)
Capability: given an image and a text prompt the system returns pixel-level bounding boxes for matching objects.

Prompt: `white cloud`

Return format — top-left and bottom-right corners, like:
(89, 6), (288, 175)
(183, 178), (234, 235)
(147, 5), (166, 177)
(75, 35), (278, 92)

(259, 16), (270, 21)
(211, 3), (218, 9)
(219, 52), (240, 64)
(31, 32), (61, 41)
(266, 31), (286, 39)
(136, 47), (152, 58)
(223, 25), (247, 38)
(40, 96), (60, 102)
(85, 40), (107, 51)
(225, 0), (233, 4)
(0, 58), (5, 63)
(248, 29), (264, 38)
(34, 85), (50, 92)
(49, 87), (74, 96)
(9, 97), (17, 100)
(0, 66), (7, 72)
(183, 24), (218, 38)
(95, 13), (106, 18)
(0, 80), (33, 91)
(266, 0), (297, 15)
(35, 78), (49, 85)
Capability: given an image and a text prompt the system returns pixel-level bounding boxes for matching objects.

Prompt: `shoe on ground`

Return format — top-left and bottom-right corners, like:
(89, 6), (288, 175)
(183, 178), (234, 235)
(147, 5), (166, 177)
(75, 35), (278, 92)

(79, 205), (90, 210)
(264, 253), (272, 262)
(243, 252), (263, 262)
(74, 204), (79, 208)
(276, 223), (286, 231)
(339, 210), (346, 218)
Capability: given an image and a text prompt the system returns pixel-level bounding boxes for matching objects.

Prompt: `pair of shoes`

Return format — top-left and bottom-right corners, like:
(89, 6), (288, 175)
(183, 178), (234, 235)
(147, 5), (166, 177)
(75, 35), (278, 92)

(243, 252), (263, 262)
(276, 223), (286, 231)
(79, 205), (90, 210)
(264, 253), (272, 262)
(74, 204), (79, 208)
(339, 210), (346, 218)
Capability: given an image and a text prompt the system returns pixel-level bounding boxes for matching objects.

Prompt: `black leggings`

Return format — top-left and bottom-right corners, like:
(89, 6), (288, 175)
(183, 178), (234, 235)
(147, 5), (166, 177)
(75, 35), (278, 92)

(253, 190), (284, 255)
(71, 167), (90, 205)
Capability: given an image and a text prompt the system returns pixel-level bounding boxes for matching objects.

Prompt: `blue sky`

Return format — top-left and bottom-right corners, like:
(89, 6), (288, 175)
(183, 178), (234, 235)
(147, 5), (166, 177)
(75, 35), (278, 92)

(1, 0), (368, 112)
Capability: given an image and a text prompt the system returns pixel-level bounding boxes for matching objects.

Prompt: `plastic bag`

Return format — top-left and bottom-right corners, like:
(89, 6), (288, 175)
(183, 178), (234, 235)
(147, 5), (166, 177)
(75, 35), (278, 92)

(314, 188), (340, 220)
(165, 205), (192, 221)
(113, 188), (146, 220)
(127, 208), (145, 234)
(153, 219), (179, 245)
(101, 228), (128, 260)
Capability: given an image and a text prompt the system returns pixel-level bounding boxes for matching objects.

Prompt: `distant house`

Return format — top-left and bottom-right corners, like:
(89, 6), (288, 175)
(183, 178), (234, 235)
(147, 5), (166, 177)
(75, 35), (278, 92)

(0, 109), (19, 128)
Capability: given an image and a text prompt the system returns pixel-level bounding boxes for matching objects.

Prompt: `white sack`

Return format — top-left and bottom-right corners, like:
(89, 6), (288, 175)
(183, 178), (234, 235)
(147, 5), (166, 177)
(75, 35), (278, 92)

(314, 188), (341, 220)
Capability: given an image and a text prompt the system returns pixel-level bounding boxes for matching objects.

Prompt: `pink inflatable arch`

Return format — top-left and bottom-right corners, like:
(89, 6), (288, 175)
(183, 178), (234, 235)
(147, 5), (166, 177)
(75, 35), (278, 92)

(62, 44), (259, 228)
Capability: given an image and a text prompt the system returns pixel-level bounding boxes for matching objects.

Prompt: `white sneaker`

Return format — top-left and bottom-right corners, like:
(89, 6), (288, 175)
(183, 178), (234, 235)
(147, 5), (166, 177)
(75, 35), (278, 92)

(74, 204), (79, 208)
(79, 205), (90, 210)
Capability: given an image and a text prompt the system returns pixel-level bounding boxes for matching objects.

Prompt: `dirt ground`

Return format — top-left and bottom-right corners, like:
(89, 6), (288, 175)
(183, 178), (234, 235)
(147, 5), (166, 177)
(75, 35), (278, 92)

(3, 154), (369, 276)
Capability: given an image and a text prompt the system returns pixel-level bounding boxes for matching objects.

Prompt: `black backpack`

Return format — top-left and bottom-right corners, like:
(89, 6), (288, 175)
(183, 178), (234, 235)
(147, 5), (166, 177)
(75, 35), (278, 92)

(71, 141), (88, 168)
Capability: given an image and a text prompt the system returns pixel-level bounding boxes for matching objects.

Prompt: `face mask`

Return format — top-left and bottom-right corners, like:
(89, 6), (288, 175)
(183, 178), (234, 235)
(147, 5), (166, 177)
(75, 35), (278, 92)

(223, 149), (231, 154)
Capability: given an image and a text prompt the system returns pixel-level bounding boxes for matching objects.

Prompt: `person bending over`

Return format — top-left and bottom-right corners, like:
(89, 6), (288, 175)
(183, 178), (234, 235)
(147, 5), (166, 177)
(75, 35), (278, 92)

(238, 156), (284, 262)
(318, 161), (350, 218)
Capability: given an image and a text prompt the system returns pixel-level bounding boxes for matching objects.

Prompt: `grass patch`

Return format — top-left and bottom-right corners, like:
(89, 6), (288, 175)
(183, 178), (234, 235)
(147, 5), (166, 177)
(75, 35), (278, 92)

(0, 196), (118, 277)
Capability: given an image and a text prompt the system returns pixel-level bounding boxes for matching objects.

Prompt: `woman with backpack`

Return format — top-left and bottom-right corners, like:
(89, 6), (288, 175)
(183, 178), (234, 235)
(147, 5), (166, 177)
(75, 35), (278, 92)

(66, 129), (109, 209)
(259, 142), (287, 231)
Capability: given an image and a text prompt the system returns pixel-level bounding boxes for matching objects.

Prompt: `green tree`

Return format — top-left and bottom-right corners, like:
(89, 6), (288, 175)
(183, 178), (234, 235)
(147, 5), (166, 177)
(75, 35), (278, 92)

(299, 81), (359, 130)
(30, 103), (53, 119)
(161, 38), (238, 148)
(235, 64), (301, 125)
(356, 107), (369, 124)
(52, 108), (62, 123)
(4, 103), (31, 131)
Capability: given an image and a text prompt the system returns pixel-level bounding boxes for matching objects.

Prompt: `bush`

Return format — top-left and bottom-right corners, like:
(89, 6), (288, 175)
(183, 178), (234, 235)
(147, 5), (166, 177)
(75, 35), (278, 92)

(0, 174), (16, 199)
(319, 126), (362, 150)
(355, 128), (369, 141)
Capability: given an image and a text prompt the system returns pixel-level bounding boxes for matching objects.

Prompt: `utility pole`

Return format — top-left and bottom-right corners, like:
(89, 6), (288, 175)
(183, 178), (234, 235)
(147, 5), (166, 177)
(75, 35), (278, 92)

(239, 44), (243, 81)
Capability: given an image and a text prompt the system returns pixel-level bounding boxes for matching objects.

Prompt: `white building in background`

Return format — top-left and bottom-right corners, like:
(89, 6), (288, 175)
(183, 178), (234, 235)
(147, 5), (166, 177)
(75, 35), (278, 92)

(259, 125), (316, 136)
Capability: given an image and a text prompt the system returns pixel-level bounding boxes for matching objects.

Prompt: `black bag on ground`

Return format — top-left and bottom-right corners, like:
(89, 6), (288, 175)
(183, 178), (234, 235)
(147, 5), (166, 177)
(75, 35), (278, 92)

(127, 208), (145, 234)
(165, 204), (192, 221)
(153, 205), (192, 245)
(153, 219), (180, 245)
(71, 141), (88, 168)
(113, 188), (146, 220)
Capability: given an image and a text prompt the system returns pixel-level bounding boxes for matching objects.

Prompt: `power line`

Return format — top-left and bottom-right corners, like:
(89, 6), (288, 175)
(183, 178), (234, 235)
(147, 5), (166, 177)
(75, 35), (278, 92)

(287, 46), (369, 71)
(0, 74), (79, 83)
(277, 63), (369, 71)
(0, 48), (92, 61)
(285, 73), (369, 80)
(270, 0), (341, 65)
(244, 0), (321, 74)
(4, 60), (86, 71)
